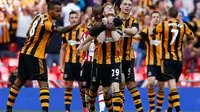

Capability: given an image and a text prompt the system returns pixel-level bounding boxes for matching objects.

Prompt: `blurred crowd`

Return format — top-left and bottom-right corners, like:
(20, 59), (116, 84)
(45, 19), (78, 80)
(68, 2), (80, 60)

(0, 0), (200, 87)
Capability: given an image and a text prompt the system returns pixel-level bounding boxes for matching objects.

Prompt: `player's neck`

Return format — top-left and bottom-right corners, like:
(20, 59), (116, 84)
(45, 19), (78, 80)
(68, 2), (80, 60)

(168, 17), (177, 21)
(47, 12), (53, 20)
(119, 12), (129, 19)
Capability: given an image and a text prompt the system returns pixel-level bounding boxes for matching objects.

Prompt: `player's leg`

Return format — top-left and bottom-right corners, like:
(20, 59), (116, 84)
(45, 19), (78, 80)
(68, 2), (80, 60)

(165, 93), (173, 112)
(81, 61), (92, 110)
(88, 60), (100, 111)
(110, 63), (122, 112)
(6, 54), (28, 112)
(74, 63), (88, 112)
(31, 57), (50, 112)
(162, 60), (182, 112)
(6, 78), (26, 112)
(38, 81), (50, 112)
(156, 81), (165, 112)
(168, 79), (180, 112)
(124, 60), (143, 112)
(63, 62), (74, 112)
(147, 76), (156, 112)
(155, 66), (165, 112)
(119, 73), (125, 111)
(98, 64), (113, 112)
(103, 86), (113, 112)
(88, 82), (99, 112)
(147, 66), (157, 112)
(98, 86), (105, 112)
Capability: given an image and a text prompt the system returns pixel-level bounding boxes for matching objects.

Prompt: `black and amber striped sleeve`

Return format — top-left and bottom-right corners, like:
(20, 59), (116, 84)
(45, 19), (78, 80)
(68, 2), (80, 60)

(153, 22), (163, 33)
(184, 23), (193, 38)
(61, 33), (68, 44)
(138, 28), (148, 40)
(131, 18), (139, 30)
(44, 20), (57, 32)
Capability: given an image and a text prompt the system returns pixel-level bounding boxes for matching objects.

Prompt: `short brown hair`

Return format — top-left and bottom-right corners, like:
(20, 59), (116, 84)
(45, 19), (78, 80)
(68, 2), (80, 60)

(102, 2), (113, 10)
(168, 7), (178, 18)
(151, 10), (161, 17)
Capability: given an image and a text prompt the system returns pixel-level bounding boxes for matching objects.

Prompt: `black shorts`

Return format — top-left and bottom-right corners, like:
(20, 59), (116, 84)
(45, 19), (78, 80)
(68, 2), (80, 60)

(147, 65), (165, 82)
(18, 53), (47, 81)
(82, 61), (92, 88)
(161, 59), (182, 82)
(122, 59), (135, 82)
(64, 62), (81, 81)
(97, 63), (121, 87)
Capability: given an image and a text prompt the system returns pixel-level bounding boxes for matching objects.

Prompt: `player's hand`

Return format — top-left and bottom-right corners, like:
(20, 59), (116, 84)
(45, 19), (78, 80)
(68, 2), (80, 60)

(59, 65), (64, 73)
(77, 43), (83, 51)
(102, 17), (108, 25)
(150, 18), (156, 28)
(108, 16), (114, 24)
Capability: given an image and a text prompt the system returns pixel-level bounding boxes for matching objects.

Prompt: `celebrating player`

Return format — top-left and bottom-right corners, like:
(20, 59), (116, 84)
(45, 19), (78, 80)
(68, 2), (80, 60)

(5, 1), (82, 112)
(134, 11), (165, 112)
(150, 7), (194, 112)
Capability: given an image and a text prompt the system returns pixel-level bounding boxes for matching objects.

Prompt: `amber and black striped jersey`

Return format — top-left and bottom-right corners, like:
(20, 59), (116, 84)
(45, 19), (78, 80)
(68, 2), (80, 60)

(0, 20), (10, 44)
(62, 26), (86, 63)
(21, 13), (57, 59)
(97, 30), (121, 64)
(154, 19), (193, 61)
(138, 28), (161, 66)
(118, 14), (139, 61)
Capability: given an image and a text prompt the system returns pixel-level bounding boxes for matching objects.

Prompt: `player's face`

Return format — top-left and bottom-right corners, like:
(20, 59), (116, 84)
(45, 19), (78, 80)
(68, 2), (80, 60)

(69, 13), (78, 24)
(51, 5), (62, 20)
(120, 0), (132, 14)
(103, 5), (115, 16)
(151, 13), (161, 25)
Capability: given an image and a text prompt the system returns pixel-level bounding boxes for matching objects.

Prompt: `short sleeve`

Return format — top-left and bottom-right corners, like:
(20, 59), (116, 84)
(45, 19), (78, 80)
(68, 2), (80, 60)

(131, 18), (139, 30)
(184, 23), (193, 38)
(44, 20), (57, 32)
(138, 28), (148, 40)
(61, 34), (67, 44)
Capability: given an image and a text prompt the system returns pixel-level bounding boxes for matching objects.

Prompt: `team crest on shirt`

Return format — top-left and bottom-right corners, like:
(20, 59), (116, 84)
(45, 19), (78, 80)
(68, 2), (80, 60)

(64, 74), (68, 78)
(148, 72), (152, 76)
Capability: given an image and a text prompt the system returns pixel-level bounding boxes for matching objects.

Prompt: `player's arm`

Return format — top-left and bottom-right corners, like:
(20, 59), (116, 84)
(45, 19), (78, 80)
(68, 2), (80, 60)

(56, 21), (81, 33)
(111, 30), (121, 41)
(133, 34), (141, 39)
(184, 23), (194, 39)
(82, 41), (92, 51)
(77, 35), (94, 51)
(134, 31), (146, 40)
(124, 19), (139, 36)
(59, 35), (67, 72)
(44, 13), (82, 33)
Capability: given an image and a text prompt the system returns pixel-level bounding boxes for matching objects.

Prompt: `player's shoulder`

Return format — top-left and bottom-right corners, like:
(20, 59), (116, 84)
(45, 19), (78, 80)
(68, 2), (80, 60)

(141, 28), (148, 33)
(42, 13), (52, 21)
(32, 13), (51, 23)
(129, 16), (137, 20)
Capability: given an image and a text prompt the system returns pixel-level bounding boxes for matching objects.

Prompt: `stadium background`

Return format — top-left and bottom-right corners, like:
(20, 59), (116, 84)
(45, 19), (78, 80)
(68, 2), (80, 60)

(0, 0), (200, 111)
